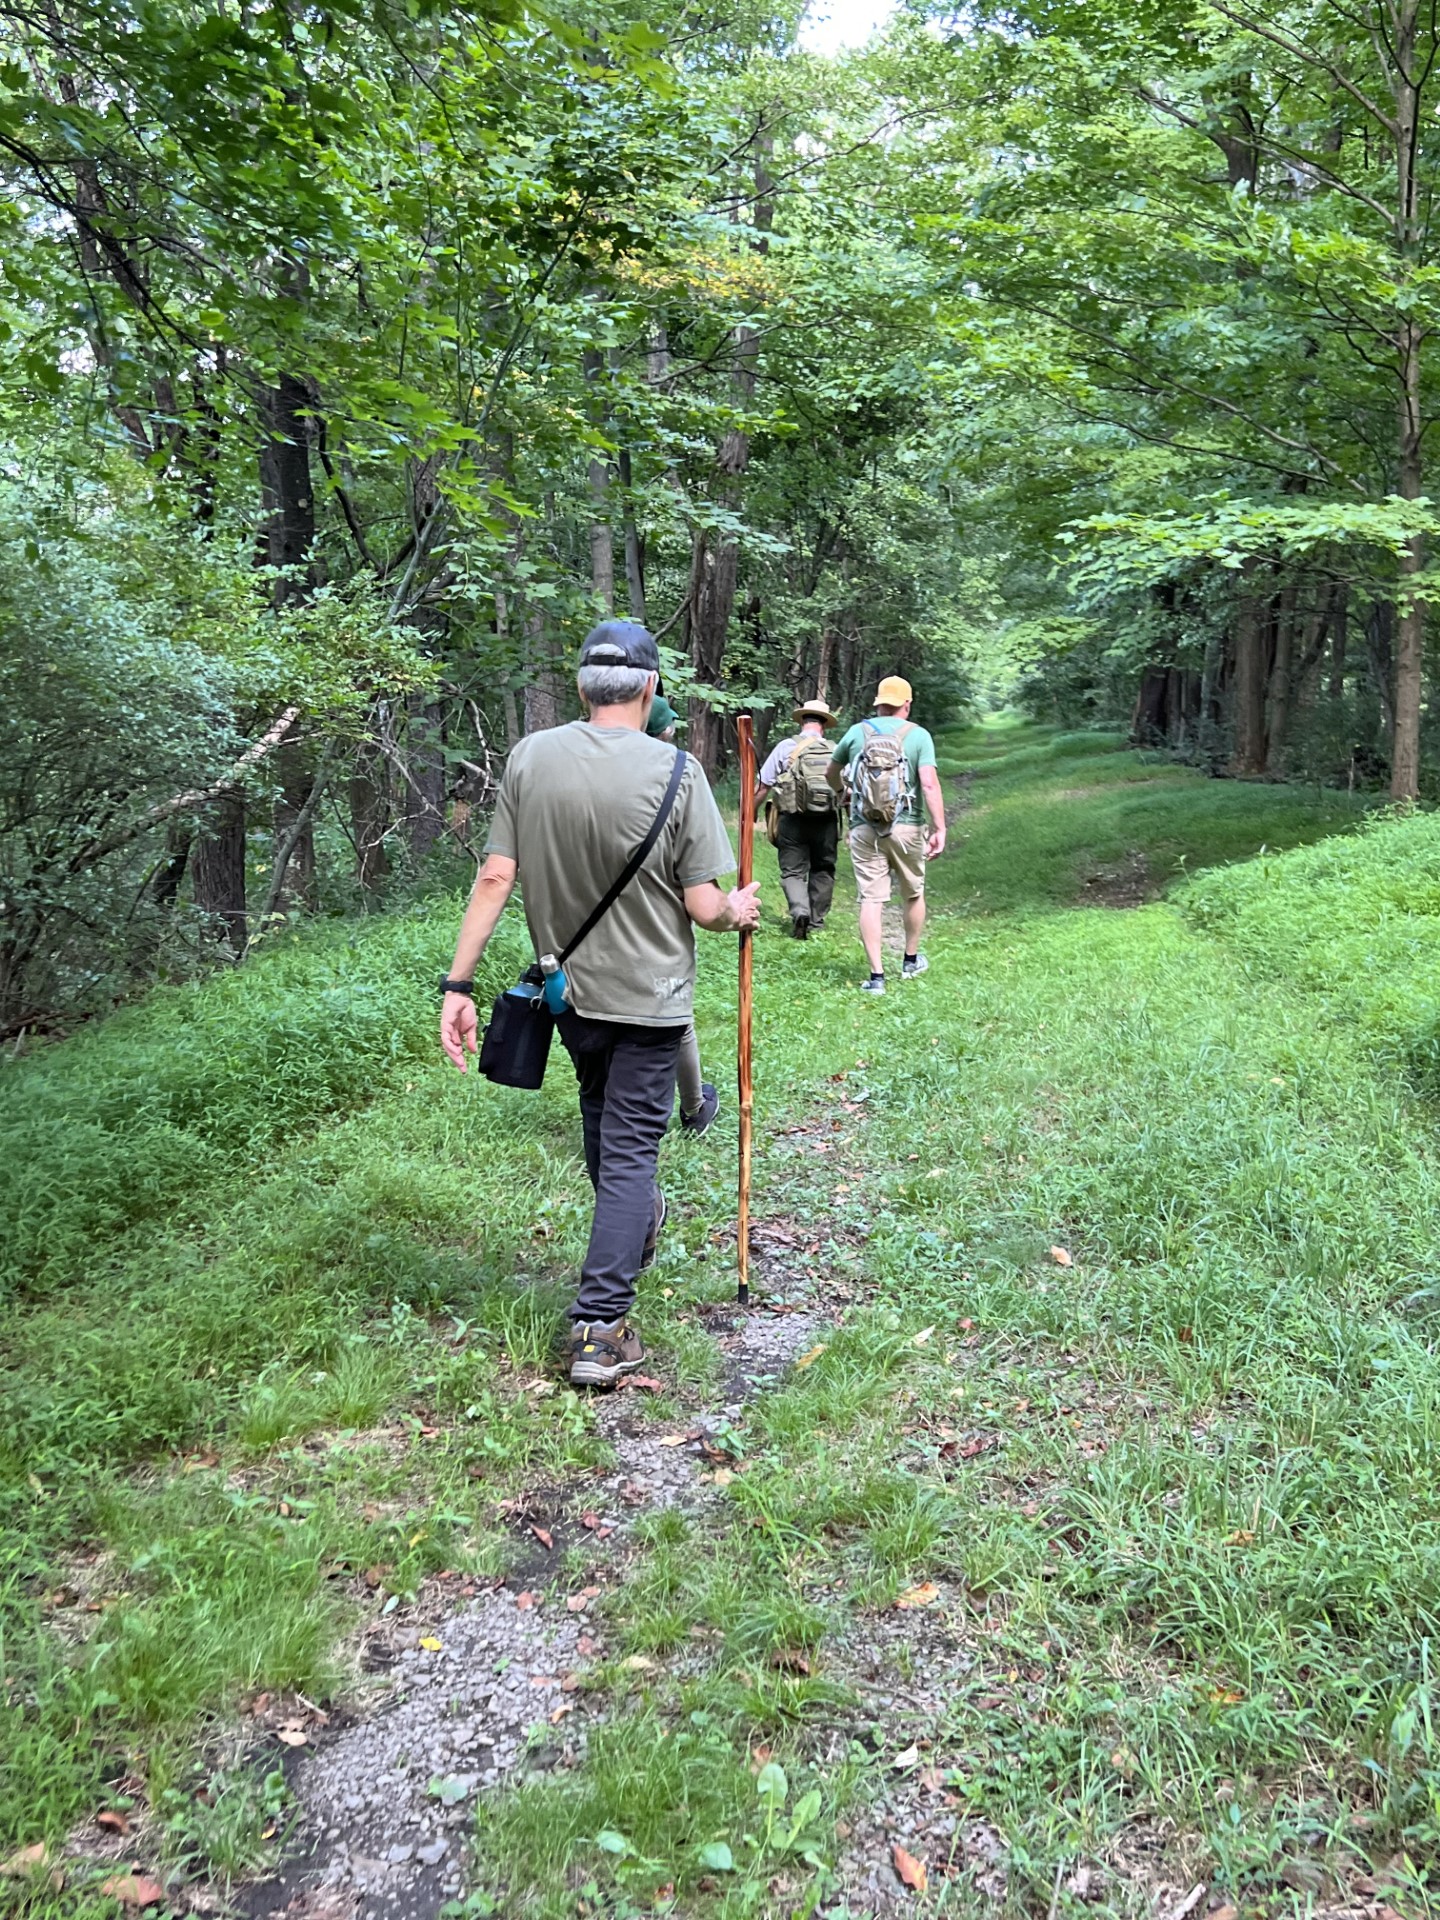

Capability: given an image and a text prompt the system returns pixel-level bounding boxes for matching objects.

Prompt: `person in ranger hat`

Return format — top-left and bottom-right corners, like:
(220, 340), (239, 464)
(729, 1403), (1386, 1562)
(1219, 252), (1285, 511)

(752, 697), (843, 939)
(827, 675), (947, 994)
(439, 620), (760, 1387)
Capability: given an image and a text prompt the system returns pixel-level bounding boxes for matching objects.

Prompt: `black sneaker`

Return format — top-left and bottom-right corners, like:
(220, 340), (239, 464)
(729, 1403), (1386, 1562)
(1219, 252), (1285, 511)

(567, 1318), (646, 1388)
(680, 1083), (720, 1136)
(639, 1190), (666, 1269)
(791, 915), (811, 940)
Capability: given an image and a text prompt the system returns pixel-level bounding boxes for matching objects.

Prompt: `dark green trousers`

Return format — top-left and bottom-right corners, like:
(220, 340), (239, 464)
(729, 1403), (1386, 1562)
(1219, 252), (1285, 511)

(776, 809), (839, 925)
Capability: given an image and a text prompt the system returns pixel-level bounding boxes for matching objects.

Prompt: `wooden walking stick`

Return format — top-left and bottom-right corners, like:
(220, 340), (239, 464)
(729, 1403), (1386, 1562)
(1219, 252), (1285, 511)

(737, 712), (756, 1307)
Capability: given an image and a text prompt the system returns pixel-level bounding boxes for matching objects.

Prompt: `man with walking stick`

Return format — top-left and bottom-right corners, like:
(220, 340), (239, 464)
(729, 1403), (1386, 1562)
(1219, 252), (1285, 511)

(439, 622), (761, 1387)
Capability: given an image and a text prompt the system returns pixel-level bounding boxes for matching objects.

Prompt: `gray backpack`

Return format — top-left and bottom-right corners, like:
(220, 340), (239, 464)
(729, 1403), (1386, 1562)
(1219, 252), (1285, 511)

(854, 721), (913, 828)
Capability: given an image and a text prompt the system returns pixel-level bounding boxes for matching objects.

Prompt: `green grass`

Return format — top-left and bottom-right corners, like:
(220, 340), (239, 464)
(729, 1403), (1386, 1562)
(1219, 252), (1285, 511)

(930, 717), (1369, 912)
(6, 722), (1440, 1916)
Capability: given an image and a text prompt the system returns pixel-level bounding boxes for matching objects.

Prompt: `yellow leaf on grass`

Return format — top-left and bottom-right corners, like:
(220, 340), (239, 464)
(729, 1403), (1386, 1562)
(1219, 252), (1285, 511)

(794, 1344), (827, 1371)
(895, 1581), (940, 1610)
(911, 1326), (935, 1347)
(892, 1845), (928, 1892)
(1, 1845), (49, 1879)
(420, 1636), (442, 1651)
(1049, 1246), (1074, 1268)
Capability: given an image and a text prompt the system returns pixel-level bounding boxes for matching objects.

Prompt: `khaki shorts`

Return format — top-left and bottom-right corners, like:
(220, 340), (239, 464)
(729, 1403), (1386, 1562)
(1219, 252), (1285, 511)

(849, 823), (926, 904)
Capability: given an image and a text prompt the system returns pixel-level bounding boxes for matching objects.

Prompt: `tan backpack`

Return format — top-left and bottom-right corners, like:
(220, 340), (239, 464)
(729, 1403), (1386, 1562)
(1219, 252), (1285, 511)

(775, 735), (836, 814)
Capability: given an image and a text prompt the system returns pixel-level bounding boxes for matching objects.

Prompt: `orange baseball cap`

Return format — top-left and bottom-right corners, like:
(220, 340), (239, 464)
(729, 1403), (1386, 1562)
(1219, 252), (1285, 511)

(874, 675), (912, 707)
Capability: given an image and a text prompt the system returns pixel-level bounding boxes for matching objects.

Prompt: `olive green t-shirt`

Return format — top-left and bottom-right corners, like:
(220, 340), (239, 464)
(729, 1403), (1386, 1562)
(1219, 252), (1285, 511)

(485, 722), (736, 1026)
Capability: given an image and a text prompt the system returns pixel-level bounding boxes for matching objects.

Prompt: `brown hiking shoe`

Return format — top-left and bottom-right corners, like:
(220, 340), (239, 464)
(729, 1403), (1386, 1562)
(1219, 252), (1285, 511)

(568, 1318), (646, 1389)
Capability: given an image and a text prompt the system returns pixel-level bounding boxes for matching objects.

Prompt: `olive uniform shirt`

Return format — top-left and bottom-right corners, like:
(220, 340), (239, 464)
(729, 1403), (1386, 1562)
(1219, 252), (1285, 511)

(485, 722), (735, 1026)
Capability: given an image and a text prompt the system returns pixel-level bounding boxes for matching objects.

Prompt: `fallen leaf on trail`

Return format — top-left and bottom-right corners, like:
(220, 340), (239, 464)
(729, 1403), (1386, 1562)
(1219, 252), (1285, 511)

(749, 1744), (773, 1773)
(1209, 1685), (1245, 1705)
(566, 1587), (601, 1613)
(911, 1326), (935, 1347)
(918, 1767), (945, 1792)
(1, 1845), (50, 1878)
(276, 1728), (308, 1747)
(895, 1581), (940, 1610)
(710, 1468), (735, 1487)
(1211, 1908), (1237, 1920)
(1166, 1885), (1206, 1920)
(959, 1317), (975, 1331)
(100, 1874), (164, 1908)
(580, 1511), (603, 1530)
(657, 1434), (690, 1448)
(576, 1635), (599, 1656)
(617, 1373), (665, 1393)
(95, 1811), (130, 1835)
(794, 1344), (827, 1371)
(891, 1743), (920, 1769)
(419, 1636), (442, 1652)
(623, 1654), (657, 1672)
(892, 1845), (928, 1893)
(1049, 1246), (1073, 1268)
(530, 1525), (554, 1550)
(515, 1591), (536, 1610)
(1223, 1529), (1254, 1546)
(550, 1702), (575, 1724)
(769, 1647), (812, 1675)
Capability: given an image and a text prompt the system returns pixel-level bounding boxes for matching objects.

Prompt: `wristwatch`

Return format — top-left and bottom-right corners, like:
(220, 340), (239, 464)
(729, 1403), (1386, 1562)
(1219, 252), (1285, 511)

(439, 976), (474, 996)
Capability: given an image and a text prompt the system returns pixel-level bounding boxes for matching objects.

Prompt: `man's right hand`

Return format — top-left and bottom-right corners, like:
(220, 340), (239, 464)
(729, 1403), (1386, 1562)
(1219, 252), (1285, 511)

(441, 991), (479, 1072)
(728, 881), (762, 931)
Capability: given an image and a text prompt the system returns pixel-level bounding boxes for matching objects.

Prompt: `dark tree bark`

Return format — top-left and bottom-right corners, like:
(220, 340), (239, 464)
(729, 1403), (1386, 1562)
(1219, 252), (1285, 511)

(272, 744), (318, 912)
(350, 729), (391, 894)
(1327, 586), (1349, 700)
(192, 792), (248, 954)
(1366, 599), (1397, 743)
(1229, 578), (1268, 776)
(406, 695), (447, 861)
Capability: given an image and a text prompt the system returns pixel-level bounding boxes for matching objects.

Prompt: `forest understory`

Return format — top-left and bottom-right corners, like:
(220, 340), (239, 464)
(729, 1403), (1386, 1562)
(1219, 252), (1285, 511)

(6, 721), (1440, 1920)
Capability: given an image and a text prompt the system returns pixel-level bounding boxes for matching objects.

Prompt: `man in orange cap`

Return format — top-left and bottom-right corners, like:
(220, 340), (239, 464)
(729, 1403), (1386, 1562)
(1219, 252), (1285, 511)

(827, 676), (946, 994)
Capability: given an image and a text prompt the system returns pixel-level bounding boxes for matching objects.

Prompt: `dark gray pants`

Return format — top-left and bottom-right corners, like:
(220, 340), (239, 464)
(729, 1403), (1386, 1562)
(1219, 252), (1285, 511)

(777, 809), (839, 925)
(557, 1011), (685, 1324)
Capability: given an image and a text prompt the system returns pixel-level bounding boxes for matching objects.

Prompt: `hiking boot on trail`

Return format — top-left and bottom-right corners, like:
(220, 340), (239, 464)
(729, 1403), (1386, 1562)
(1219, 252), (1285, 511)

(640, 1189), (666, 1268)
(791, 913), (810, 940)
(680, 1083), (720, 1136)
(902, 953), (929, 979)
(568, 1318), (646, 1388)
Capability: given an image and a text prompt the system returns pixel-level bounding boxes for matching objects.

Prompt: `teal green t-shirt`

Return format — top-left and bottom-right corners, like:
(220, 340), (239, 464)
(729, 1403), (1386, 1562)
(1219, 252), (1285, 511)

(830, 717), (936, 826)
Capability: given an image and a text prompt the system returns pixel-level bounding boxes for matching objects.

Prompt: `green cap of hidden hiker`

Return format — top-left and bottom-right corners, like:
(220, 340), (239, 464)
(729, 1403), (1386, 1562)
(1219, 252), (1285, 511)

(646, 694), (680, 737)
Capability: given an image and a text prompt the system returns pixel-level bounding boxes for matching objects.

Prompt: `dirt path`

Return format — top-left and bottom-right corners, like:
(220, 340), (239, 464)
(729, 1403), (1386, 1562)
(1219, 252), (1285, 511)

(235, 1233), (832, 1920)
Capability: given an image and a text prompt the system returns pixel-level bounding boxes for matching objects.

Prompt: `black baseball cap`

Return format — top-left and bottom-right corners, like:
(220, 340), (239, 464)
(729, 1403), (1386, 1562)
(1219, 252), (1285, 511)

(578, 620), (661, 678)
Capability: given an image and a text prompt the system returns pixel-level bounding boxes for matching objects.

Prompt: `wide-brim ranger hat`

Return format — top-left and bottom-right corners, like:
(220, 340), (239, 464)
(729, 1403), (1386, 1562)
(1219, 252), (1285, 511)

(579, 620), (662, 680)
(874, 675), (913, 708)
(792, 697), (839, 727)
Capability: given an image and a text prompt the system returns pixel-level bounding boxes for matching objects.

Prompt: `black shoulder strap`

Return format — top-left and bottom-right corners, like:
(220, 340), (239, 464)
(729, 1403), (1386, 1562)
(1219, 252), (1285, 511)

(557, 748), (689, 967)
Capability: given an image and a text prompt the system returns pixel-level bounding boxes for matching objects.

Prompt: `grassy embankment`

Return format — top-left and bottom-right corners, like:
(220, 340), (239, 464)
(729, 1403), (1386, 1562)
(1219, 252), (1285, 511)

(6, 720), (1440, 1915)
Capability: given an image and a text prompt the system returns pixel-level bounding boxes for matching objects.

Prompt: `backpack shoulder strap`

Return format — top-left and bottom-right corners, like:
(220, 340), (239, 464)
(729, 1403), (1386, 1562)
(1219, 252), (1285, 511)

(557, 748), (688, 967)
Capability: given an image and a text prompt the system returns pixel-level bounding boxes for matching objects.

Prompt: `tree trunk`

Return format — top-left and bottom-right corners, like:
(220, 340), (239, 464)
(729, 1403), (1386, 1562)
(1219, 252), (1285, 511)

(617, 445), (646, 621)
(815, 626), (837, 703)
(524, 608), (563, 733)
(259, 371), (316, 592)
(1229, 580), (1267, 776)
(192, 792), (248, 953)
(1391, 5), (1425, 800)
(1366, 598), (1397, 744)
(1265, 584), (1298, 771)
(407, 695), (447, 861)
(350, 729), (390, 894)
(583, 348), (616, 612)
(273, 743), (317, 911)
(1327, 586), (1349, 700)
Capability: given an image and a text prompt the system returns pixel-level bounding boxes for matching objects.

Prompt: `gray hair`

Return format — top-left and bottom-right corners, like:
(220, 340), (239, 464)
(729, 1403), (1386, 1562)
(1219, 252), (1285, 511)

(578, 664), (652, 707)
